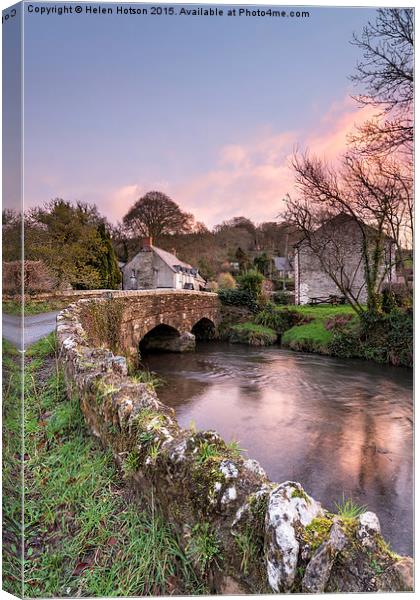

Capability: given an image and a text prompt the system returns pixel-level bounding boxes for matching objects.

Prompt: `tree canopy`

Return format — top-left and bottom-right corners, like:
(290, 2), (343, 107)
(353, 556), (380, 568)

(122, 191), (194, 241)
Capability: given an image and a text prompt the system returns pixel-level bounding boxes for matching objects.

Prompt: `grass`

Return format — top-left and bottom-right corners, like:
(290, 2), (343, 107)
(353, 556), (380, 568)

(2, 334), (207, 597)
(334, 495), (367, 519)
(3, 299), (71, 315)
(280, 305), (358, 354)
(229, 322), (277, 346)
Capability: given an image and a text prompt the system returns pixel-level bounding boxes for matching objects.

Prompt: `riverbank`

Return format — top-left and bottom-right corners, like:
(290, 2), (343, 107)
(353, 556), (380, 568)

(222, 303), (412, 368)
(2, 335), (206, 597)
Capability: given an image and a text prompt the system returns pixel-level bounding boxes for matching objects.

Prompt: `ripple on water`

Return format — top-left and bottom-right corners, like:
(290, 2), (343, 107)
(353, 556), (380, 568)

(145, 344), (413, 556)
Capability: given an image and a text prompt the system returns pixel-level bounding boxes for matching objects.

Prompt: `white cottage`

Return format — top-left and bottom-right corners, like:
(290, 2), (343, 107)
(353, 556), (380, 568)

(122, 237), (206, 291)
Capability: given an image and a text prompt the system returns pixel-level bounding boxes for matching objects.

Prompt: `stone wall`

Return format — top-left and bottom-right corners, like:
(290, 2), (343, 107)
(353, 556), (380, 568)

(57, 295), (413, 594)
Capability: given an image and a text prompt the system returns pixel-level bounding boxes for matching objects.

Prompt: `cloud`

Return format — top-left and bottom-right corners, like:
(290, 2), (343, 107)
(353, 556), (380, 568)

(105, 97), (379, 227)
(170, 98), (378, 226)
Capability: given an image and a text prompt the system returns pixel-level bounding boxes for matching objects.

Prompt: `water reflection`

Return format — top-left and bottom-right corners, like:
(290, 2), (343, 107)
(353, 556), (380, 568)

(145, 343), (413, 555)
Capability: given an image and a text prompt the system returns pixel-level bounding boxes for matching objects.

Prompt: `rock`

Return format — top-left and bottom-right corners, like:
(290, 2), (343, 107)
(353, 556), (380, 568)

(357, 511), (381, 549)
(378, 557), (414, 592)
(302, 519), (347, 593)
(265, 481), (324, 592)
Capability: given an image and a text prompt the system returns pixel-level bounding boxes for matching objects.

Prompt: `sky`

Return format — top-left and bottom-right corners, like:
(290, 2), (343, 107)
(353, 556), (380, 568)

(16, 2), (379, 227)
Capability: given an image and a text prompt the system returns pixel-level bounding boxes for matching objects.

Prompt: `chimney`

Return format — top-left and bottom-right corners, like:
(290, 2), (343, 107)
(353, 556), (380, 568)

(172, 248), (177, 257)
(141, 236), (153, 250)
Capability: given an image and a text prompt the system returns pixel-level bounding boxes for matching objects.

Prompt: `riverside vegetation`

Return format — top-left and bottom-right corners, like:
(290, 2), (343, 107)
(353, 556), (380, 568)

(2, 334), (206, 597)
(217, 274), (413, 368)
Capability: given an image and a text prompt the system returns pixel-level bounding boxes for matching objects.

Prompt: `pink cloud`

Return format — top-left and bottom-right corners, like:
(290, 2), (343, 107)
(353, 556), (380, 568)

(171, 99), (378, 226)
(106, 97), (380, 228)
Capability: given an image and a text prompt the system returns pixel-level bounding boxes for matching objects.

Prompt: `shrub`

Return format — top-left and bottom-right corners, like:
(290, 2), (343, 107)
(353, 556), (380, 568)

(229, 322), (277, 346)
(236, 270), (264, 299)
(271, 291), (294, 305)
(218, 288), (259, 313)
(381, 282), (412, 312)
(217, 272), (237, 290)
(360, 309), (413, 367)
(254, 304), (304, 334)
(3, 260), (55, 295)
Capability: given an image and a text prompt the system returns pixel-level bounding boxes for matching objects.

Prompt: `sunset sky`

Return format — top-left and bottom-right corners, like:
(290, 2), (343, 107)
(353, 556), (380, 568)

(21, 3), (378, 227)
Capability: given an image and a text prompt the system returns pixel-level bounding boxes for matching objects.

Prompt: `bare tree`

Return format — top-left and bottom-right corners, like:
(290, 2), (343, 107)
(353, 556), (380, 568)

(285, 151), (410, 313)
(122, 191), (194, 241)
(350, 8), (413, 156)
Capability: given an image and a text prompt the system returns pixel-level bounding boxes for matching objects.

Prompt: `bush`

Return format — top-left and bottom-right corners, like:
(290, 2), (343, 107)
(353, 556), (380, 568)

(329, 309), (413, 367)
(271, 291), (294, 305)
(2, 260), (55, 295)
(218, 288), (259, 313)
(229, 322), (277, 346)
(381, 282), (412, 312)
(360, 309), (413, 367)
(236, 270), (264, 299)
(217, 272), (237, 290)
(255, 305), (307, 334)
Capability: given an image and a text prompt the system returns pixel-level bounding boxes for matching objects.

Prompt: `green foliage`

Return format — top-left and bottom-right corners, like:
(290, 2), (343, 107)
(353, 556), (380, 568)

(27, 199), (120, 290)
(186, 523), (222, 575)
(329, 309), (413, 367)
(131, 369), (164, 391)
(94, 222), (122, 289)
(3, 335), (205, 597)
(196, 441), (221, 465)
(226, 439), (246, 458)
(236, 269), (264, 299)
(123, 451), (142, 475)
(3, 299), (70, 316)
(334, 496), (367, 519)
(229, 322), (277, 346)
(235, 529), (259, 576)
(82, 298), (124, 353)
(271, 290), (293, 305)
(218, 288), (259, 312)
(255, 304), (305, 334)
(253, 253), (272, 276)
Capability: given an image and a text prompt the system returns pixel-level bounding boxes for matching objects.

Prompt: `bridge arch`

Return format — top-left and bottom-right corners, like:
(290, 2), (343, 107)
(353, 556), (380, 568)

(191, 317), (216, 340)
(139, 323), (181, 354)
(116, 290), (221, 358)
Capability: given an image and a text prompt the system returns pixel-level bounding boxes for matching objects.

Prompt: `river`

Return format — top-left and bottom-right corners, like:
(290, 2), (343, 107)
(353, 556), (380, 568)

(144, 343), (413, 556)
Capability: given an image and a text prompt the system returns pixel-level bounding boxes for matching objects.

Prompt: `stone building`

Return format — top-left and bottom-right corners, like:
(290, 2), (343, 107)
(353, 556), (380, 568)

(294, 214), (397, 305)
(122, 237), (206, 291)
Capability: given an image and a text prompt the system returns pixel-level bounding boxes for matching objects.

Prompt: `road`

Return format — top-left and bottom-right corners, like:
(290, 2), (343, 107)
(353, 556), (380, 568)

(2, 311), (60, 350)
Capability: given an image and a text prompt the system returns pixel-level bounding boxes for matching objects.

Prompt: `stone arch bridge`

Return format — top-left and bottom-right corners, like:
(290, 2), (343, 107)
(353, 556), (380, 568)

(111, 290), (221, 357)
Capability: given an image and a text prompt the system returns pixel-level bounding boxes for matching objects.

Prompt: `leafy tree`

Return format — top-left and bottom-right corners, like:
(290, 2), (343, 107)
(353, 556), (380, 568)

(94, 223), (122, 289)
(122, 191), (194, 241)
(28, 199), (119, 290)
(253, 253), (273, 277)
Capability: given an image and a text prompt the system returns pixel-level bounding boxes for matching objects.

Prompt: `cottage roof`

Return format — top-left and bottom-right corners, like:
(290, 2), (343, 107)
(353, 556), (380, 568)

(152, 245), (193, 272)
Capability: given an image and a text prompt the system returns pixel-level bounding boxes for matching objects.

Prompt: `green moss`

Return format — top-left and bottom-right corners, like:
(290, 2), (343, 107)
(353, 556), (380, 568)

(304, 517), (334, 550)
(291, 487), (310, 503)
(192, 456), (225, 508)
(235, 529), (259, 576)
